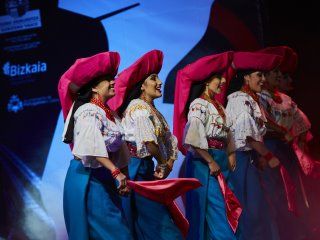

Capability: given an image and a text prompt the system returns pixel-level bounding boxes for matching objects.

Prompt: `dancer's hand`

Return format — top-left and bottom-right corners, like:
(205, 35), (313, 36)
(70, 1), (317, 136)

(115, 173), (130, 196)
(167, 158), (175, 172)
(154, 164), (171, 179)
(268, 156), (280, 168)
(228, 153), (236, 171)
(208, 161), (221, 176)
(118, 186), (130, 196)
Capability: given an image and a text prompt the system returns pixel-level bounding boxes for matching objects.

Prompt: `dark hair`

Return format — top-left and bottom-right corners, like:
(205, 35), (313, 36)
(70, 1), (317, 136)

(63, 74), (113, 144)
(226, 69), (257, 96)
(184, 74), (221, 117)
(118, 80), (144, 117)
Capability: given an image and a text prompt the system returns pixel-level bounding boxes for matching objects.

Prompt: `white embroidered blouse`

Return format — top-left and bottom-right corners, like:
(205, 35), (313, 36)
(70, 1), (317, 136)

(259, 90), (311, 137)
(183, 98), (233, 152)
(62, 103), (129, 169)
(226, 91), (267, 151)
(121, 99), (178, 160)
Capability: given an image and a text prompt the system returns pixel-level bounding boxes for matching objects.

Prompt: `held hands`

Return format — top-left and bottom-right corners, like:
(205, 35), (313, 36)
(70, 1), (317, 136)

(208, 160), (221, 176)
(112, 168), (130, 196)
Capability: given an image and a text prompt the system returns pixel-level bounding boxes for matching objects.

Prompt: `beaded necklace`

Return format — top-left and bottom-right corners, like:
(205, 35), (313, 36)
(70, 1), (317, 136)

(90, 96), (115, 123)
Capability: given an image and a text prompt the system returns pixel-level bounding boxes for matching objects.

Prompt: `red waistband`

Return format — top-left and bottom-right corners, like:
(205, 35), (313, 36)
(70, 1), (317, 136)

(207, 138), (226, 149)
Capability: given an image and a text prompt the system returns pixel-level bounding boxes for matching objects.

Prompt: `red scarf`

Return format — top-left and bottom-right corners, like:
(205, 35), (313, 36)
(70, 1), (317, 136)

(269, 89), (283, 104)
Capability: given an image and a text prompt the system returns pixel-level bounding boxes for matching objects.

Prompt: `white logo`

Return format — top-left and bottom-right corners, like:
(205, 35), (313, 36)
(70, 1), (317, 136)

(7, 95), (23, 113)
(3, 62), (10, 75)
(3, 61), (47, 77)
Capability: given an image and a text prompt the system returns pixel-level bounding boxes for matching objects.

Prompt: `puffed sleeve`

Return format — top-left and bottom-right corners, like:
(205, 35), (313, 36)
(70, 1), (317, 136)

(291, 106), (311, 137)
(130, 105), (159, 153)
(232, 111), (264, 150)
(226, 96), (266, 151)
(72, 109), (108, 168)
(183, 102), (208, 150)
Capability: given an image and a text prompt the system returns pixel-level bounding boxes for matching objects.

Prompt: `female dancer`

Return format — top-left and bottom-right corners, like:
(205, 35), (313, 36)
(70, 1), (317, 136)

(258, 46), (311, 239)
(58, 52), (132, 240)
(173, 51), (241, 240)
(225, 51), (282, 240)
(109, 50), (183, 240)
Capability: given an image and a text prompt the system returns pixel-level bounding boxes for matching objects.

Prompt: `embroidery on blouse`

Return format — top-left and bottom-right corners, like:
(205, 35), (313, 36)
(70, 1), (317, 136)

(200, 94), (230, 132)
(90, 96), (115, 122)
(241, 86), (265, 128)
(139, 98), (169, 139)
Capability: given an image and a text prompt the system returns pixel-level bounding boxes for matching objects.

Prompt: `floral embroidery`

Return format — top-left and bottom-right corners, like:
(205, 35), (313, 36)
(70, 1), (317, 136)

(226, 91), (267, 151)
(258, 90), (310, 136)
(72, 103), (125, 168)
(127, 104), (149, 117)
(184, 98), (230, 152)
(123, 99), (178, 160)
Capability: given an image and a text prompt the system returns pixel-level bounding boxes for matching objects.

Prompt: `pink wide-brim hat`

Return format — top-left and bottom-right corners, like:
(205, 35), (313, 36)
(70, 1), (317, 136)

(233, 51), (282, 71)
(108, 50), (163, 112)
(173, 51), (235, 154)
(257, 46), (298, 75)
(58, 51), (120, 119)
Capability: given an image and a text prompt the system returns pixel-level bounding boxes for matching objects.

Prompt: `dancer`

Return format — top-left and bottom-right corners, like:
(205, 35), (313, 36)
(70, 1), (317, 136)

(58, 52), (132, 240)
(225, 52), (282, 240)
(109, 50), (183, 240)
(173, 51), (242, 240)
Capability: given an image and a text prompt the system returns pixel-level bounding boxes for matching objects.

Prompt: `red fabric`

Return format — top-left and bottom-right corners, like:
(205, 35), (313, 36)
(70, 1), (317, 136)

(173, 52), (234, 154)
(257, 46), (298, 75)
(127, 178), (201, 238)
(58, 52), (120, 119)
(167, 201), (190, 239)
(217, 173), (242, 233)
(292, 134), (320, 179)
(108, 50), (163, 112)
(233, 51), (282, 72)
(279, 165), (298, 215)
(209, 2), (261, 51)
(207, 138), (226, 149)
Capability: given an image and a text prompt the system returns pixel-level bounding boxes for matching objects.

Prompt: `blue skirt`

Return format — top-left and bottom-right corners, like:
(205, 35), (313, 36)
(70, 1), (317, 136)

(229, 151), (279, 240)
(123, 156), (183, 240)
(261, 138), (310, 239)
(63, 159), (132, 240)
(185, 149), (237, 240)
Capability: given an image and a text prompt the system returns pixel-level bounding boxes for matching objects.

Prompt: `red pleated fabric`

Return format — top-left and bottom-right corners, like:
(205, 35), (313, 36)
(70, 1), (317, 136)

(127, 178), (202, 238)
